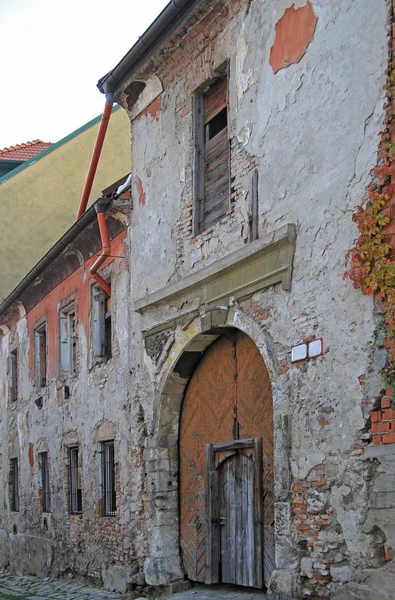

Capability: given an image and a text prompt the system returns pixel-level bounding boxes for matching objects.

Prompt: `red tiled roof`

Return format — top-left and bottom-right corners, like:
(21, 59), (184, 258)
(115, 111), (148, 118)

(0, 139), (52, 161)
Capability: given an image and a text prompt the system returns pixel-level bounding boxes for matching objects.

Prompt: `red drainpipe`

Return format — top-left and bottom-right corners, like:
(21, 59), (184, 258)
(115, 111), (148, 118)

(77, 93), (114, 296)
(90, 206), (111, 296)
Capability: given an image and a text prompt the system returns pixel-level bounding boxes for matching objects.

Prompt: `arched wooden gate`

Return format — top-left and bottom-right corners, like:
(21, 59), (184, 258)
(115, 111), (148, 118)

(179, 330), (274, 588)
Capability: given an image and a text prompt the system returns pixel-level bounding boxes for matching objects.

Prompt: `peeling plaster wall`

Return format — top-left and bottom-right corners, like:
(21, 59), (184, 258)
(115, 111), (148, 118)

(121, 0), (391, 597)
(0, 0), (392, 598)
(0, 234), (151, 591)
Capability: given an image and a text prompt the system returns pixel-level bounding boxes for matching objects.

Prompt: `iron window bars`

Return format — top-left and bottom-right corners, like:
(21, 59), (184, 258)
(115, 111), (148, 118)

(10, 458), (19, 512)
(101, 441), (116, 516)
(68, 447), (82, 514)
(40, 452), (51, 513)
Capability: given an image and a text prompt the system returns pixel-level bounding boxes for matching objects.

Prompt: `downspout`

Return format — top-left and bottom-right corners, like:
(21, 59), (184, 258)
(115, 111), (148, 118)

(77, 92), (114, 296)
(77, 92), (114, 219)
(90, 203), (111, 297)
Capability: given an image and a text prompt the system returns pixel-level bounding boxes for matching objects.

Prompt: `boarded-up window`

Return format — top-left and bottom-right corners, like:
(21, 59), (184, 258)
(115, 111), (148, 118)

(194, 75), (230, 234)
(34, 323), (47, 388)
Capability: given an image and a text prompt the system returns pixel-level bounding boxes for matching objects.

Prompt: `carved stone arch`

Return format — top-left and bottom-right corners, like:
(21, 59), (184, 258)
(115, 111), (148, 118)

(144, 306), (291, 588)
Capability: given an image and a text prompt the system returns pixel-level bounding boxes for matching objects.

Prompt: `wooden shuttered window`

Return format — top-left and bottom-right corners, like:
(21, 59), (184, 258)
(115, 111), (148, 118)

(34, 324), (47, 388)
(194, 75), (230, 235)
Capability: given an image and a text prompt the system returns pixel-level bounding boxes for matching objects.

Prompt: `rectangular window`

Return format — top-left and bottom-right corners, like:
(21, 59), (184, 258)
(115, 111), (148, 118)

(68, 447), (82, 514)
(100, 441), (116, 516)
(60, 303), (76, 377)
(92, 287), (111, 362)
(10, 458), (19, 512)
(194, 74), (230, 235)
(9, 348), (18, 402)
(35, 324), (47, 388)
(39, 452), (51, 513)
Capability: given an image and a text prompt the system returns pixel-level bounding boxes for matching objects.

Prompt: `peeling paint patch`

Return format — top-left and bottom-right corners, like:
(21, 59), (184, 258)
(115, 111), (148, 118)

(269, 2), (317, 74)
(132, 96), (161, 123)
(28, 442), (34, 468)
(135, 176), (146, 205)
(237, 121), (252, 146)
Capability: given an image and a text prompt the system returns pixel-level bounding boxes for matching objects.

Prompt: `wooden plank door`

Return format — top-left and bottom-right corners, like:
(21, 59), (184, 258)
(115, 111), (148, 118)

(206, 438), (263, 588)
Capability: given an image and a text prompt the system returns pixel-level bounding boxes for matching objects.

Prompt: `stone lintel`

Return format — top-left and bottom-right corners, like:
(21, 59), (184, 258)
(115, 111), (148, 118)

(135, 223), (296, 314)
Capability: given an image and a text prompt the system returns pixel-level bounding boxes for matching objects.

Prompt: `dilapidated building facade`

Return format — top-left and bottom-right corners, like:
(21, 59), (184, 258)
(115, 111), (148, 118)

(1, 1), (395, 598)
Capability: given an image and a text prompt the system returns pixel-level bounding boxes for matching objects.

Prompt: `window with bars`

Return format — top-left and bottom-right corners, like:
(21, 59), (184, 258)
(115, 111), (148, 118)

(68, 447), (82, 514)
(39, 452), (51, 513)
(100, 441), (116, 516)
(10, 458), (19, 512)
(193, 73), (230, 235)
(35, 323), (47, 388)
(92, 286), (112, 363)
(9, 348), (18, 402)
(60, 303), (77, 378)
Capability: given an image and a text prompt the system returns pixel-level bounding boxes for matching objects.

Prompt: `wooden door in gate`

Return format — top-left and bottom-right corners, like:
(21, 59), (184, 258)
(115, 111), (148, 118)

(206, 438), (263, 588)
(179, 331), (274, 587)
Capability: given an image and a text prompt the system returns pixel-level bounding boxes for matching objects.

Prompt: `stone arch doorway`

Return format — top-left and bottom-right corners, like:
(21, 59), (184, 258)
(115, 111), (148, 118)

(179, 329), (274, 588)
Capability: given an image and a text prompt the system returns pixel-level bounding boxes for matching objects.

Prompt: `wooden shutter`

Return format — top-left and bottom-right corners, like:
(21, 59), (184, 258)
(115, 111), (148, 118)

(203, 76), (229, 230)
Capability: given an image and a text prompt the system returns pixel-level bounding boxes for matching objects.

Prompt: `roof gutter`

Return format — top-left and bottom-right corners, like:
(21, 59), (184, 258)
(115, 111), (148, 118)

(97, 0), (197, 94)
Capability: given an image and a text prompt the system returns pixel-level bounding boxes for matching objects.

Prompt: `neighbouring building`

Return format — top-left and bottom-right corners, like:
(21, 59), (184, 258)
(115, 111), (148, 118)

(1, 1), (395, 598)
(0, 140), (52, 178)
(0, 106), (130, 302)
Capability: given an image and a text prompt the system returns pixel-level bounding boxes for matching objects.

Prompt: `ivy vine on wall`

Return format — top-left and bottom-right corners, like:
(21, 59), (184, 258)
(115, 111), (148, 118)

(344, 52), (395, 397)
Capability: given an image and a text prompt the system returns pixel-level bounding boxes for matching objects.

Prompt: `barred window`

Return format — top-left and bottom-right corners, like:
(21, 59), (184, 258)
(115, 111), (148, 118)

(10, 458), (19, 512)
(68, 447), (82, 514)
(100, 441), (116, 516)
(39, 452), (51, 513)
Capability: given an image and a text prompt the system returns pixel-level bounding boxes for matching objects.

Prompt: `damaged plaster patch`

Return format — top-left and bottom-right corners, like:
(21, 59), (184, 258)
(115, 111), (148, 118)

(237, 121), (252, 146)
(135, 176), (146, 205)
(269, 2), (318, 74)
(236, 25), (254, 110)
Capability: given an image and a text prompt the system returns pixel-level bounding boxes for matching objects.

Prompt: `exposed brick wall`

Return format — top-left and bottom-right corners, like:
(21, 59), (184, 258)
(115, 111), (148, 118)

(371, 389), (395, 444)
(128, 0), (260, 280)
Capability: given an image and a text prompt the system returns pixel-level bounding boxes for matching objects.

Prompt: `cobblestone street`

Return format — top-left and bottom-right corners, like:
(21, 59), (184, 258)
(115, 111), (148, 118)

(0, 574), (267, 600)
(0, 573), (122, 600)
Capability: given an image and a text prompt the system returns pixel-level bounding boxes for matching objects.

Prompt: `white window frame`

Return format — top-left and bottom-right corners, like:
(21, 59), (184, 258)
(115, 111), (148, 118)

(92, 285), (111, 363)
(59, 303), (76, 378)
(34, 323), (47, 388)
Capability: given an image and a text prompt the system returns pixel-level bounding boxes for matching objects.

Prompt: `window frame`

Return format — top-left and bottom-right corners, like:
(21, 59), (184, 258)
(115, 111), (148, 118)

(91, 284), (112, 364)
(68, 446), (82, 515)
(9, 348), (18, 403)
(39, 451), (51, 513)
(34, 322), (47, 388)
(99, 440), (116, 517)
(9, 457), (20, 512)
(59, 302), (77, 378)
(193, 68), (230, 236)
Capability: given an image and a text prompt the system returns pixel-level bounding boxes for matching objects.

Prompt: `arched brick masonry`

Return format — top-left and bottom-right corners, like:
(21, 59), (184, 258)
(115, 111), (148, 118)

(143, 307), (293, 589)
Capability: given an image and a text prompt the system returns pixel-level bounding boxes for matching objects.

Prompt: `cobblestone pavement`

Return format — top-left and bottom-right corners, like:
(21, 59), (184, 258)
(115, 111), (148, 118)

(0, 574), (267, 600)
(0, 573), (123, 600)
